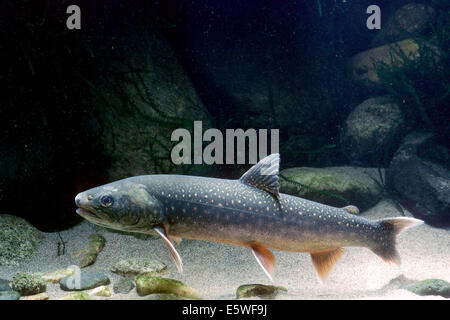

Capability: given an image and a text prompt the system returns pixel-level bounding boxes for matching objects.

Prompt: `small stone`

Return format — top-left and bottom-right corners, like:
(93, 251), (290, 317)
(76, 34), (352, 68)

(0, 279), (11, 291)
(59, 292), (91, 300)
(405, 279), (450, 298)
(135, 276), (200, 299)
(113, 277), (135, 294)
(236, 284), (287, 299)
(111, 258), (167, 278)
(12, 272), (46, 296)
(21, 293), (49, 300)
(143, 293), (189, 300)
(40, 267), (77, 283)
(0, 291), (20, 300)
(73, 234), (106, 268)
(89, 285), (112, 297)
(60, 271), (110, 291)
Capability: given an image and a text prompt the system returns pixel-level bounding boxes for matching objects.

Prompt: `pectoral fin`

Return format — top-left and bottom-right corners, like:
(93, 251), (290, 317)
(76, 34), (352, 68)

(310, 248), (344, 283)
(154, 226), (183, 273)
(249, 243), (275, 282)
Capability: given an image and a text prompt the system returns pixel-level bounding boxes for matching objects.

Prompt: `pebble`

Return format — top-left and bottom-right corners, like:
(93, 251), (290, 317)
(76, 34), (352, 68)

(405, 279), (450, 298)
(21, 293), (49, 300)
(73, 234), (106, 268)
(113, 277), (135, 294)
(0, 279), (11, 291)
(135, 276), (200, 299)
(12, 272), (46, 296)
(0, 291), (20, 300)
(111, 258), (167, 278)
(60, 271), (110, 291)
(40, 267), (77, 283)
(59, 292), (91, 300)
(89, 285), (112, 297)
(236, 284), (287, 299)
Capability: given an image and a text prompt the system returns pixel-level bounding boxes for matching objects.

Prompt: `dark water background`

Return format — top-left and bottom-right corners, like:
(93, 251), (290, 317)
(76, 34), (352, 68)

(0, 0), (448, 230)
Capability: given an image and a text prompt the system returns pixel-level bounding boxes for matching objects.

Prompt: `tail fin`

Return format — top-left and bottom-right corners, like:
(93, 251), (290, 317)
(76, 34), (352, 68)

(371, 217), (423, 265)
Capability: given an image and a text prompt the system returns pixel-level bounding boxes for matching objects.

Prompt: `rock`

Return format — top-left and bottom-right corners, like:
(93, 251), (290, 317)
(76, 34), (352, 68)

(387, 132), (450, 226)
(143, 293), (189, 300)
(21, 293), (49, 300)
(12, 273), (46, 296)
(111, 258), (167, 278)
(0, 215), (43, 266)
(349, 39), (439, 87)
(371, 3), (436, 48)
(88, 285), (112, 297)
(0, 279), (11, 291)
(91, 31), (211, 180)
(340, 95), (405, 166)
(0, 291), (20, 300)
(279, 166), (384, 210)
(72, 234), (106, 268)
(236, 284), (287, 299)
(405, 279), (450, 298)
(40, 267), (77, 283)
(113, 277), (135, 294)
(59, 292), (91, 300)
(135, 276), (200, 299)
(60, 271), (110, 291)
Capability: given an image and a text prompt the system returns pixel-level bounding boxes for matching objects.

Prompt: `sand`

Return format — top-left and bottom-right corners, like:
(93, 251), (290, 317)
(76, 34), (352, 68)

(1, 199), (449, 300)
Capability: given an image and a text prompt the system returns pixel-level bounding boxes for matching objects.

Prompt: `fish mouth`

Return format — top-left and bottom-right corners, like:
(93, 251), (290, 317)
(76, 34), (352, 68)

(76, 207), (100, 219)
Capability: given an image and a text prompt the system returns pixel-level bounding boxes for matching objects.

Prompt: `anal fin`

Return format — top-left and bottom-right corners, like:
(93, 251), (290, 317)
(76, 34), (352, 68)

(249, 243), (275, 282)
(310, 248), (344, 283)
(154, 226), (183, 273)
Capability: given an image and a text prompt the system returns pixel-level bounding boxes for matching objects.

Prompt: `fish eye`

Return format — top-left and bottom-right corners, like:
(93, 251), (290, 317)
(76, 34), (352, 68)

(100, 195), (114, 207)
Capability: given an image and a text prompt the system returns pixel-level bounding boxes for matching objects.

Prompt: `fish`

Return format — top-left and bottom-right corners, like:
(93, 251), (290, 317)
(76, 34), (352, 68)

(75, 153), (423, 282)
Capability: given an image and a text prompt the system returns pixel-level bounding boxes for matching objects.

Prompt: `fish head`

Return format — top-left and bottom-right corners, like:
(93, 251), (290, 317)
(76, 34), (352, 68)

(75, 180), (164, 233)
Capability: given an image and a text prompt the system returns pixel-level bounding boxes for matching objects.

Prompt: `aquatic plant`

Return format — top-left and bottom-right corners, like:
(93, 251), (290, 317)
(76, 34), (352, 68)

(372, 6), (450, 144)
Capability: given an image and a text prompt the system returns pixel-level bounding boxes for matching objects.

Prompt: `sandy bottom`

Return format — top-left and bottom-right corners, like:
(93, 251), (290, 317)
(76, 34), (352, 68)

(1, 200), (449, 300)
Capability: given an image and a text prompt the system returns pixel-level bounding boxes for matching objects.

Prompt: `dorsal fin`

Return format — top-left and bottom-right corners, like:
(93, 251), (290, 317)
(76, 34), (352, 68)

(239, 153), (280, 199)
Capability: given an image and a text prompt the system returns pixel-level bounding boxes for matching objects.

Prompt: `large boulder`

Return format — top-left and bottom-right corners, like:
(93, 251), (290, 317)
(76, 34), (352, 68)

(340, 95), (405, 166)
(279, 166), (385, 210)
(371, 3), (436, 48)
(386, 132), (450, 226)
(90, 31), (211, 180)
(349, 39), (439, 87)
(0, 215), (42, 266)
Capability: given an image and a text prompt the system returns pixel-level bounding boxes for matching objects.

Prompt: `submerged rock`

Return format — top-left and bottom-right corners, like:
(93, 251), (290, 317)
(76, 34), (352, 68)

(59, 292), (91, 300)
(387, 132), (450, 226)
(60, 271), (110, 291)
(0, 291), (20, 300)
(143, 293), (189, 300)
(371, 3), (436, 48)
(40, 267), (77, 283)
(340, 95), (405, 166)
(12, 272), (46, 296)
(113, 277), (135, 294)
(349, 39), (439, 87)
(0, 279), (11, 291)
(0, 215), (43, 266)
(72, 234), (106, 268)
(21, 293), (49, 300)
(91, 31), (211, 180)
(111, 258), (167, 278)
(280, 166), (384, 210)
(236, 284), (287, 299)
(88, 285), (112, 297)
(135, 276), (200, 299)
(405, 279), (450, 298)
